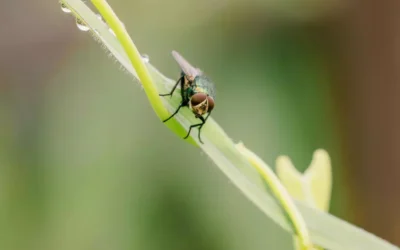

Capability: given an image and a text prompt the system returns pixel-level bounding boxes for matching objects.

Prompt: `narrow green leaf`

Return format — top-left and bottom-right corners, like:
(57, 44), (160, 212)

(236, 143), (313, 250)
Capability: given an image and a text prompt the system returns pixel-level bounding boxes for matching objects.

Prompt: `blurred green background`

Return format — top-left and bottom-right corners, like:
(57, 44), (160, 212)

(1, 0), (400, 249)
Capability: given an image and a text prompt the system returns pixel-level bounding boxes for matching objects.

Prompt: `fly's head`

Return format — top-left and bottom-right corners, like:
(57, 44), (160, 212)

(189, 93), (215, 116)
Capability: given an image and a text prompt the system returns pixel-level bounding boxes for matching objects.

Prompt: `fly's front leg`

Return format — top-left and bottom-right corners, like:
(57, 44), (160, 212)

(159, 76), (183, 97)
(184, 111), (212, 144)
(163, 102), (185, 123)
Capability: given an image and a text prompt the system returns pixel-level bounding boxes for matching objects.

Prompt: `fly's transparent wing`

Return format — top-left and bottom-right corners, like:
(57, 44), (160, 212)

(208, 81), (216, 100)
(196, 76), (216, 101)
(172, 50), (202, 78)
(203, 76), (216, 100)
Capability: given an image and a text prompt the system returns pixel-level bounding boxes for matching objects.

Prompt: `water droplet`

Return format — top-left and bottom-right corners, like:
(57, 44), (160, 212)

(108, 28), (116, 36)
(76, 18), (90, 32)
(141, 54), (150, 63)
(96, 14), (103, 20)
(60, 3), (71, 13)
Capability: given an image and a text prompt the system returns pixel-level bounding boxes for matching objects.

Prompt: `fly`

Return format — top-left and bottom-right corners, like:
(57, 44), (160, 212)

(159, 51), (216, 144)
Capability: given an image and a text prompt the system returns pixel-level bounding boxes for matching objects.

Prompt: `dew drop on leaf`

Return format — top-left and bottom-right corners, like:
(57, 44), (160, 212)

(141, 54), (150, 63)
(76, 18), (90, 31)
(60, 3), (71, 13)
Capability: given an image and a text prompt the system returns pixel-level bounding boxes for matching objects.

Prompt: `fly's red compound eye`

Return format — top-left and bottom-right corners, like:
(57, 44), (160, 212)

(190, 93), (207, 106)
(207, 96), (215, 112)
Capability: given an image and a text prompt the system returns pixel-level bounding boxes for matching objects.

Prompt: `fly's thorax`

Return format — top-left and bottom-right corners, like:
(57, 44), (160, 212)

(194, 86), (206, 94)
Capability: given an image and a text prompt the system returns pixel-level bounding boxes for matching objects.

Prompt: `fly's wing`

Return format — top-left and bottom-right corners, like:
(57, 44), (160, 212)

(172, 51), (203, 78)
(196, 76), (216, 101)
(204, 76), (216, 100)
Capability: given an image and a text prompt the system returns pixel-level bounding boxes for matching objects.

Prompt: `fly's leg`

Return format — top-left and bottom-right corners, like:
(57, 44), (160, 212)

(183, 119), (203, 142)
(159, 76), (183, 97)
(197, 111), (212, 143)
(184, 111), (212, 144)
(162, 102), (185, 123)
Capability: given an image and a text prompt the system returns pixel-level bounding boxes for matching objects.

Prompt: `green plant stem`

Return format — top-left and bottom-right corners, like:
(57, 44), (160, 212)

(236, 143), (313, 250)
(90, 0), (197, 145)
(91, 0), (165, 119)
